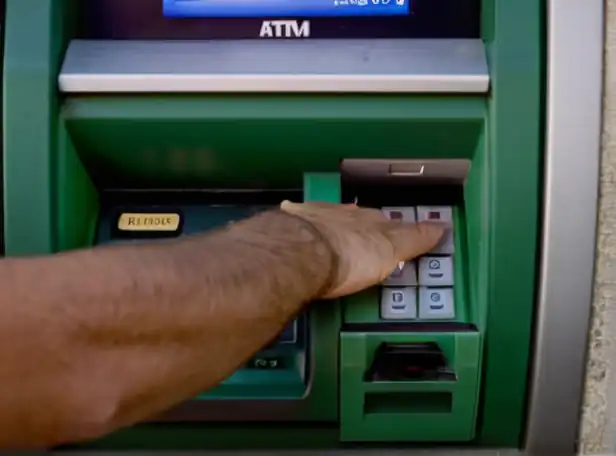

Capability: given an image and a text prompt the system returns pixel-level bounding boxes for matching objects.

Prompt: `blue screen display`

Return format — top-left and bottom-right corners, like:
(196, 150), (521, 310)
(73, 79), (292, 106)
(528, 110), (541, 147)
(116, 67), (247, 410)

(163, 0), (409, 18)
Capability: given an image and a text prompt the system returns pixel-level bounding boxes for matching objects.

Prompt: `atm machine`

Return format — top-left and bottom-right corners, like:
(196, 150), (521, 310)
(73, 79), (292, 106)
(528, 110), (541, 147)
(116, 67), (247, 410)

(1, 0), (604, 454)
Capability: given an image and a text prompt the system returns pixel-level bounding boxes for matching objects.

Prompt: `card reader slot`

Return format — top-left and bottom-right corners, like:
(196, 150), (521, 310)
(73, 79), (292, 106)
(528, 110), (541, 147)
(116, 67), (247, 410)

(365, 341), (456, 382)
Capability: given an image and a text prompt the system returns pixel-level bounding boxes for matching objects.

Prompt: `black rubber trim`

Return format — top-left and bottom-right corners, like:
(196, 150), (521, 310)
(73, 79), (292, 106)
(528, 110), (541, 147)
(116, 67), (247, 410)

(0, 0), (6, 256)
(342, 322), (478, 332)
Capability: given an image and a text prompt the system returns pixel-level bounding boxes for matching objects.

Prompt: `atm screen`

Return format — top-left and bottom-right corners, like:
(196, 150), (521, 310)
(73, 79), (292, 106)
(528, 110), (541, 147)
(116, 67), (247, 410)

(163, 0), (410, 18)
(81, 0), (480, 39)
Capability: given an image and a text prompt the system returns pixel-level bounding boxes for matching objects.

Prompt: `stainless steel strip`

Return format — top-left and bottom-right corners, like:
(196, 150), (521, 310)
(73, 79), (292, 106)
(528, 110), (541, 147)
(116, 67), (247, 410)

(524, 0), (604, 453)
(58, 39), (489, 94)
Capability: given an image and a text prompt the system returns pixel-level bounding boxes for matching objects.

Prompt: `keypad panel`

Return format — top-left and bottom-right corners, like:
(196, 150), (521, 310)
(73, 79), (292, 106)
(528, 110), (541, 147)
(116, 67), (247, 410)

(380, 206), (456, 322)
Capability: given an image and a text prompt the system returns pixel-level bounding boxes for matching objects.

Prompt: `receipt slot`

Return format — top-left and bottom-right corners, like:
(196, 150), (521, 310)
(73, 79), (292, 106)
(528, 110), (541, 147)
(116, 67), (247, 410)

(3, 0), (589, 452)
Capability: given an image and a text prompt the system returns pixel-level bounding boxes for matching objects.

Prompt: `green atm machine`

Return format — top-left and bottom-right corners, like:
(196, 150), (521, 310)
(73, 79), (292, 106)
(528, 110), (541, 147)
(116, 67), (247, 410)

(1, 0), (605, 454)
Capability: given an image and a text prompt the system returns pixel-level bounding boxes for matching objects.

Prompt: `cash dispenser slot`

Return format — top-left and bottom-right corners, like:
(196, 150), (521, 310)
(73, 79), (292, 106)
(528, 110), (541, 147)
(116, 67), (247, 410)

(339, 159), (481, 443)
(365, 342), (456, 382)
(363, 343), (456, 416)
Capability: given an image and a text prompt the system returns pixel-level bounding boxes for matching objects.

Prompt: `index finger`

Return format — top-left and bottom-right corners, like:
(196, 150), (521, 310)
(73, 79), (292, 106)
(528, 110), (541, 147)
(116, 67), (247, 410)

(385, 221), (447, 261)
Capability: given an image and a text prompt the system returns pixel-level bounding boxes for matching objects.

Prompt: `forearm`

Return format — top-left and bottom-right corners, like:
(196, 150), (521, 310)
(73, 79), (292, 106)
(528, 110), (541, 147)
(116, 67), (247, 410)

(0, 209), (334, 448)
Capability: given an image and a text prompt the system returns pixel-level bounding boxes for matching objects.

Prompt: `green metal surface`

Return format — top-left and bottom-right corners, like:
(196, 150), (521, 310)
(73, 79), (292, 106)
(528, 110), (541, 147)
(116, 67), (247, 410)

(301, 173), (342, 421)
(61, 95), (484, 189)
(2, 0), (543, 450)
(478, 0), (543, 445)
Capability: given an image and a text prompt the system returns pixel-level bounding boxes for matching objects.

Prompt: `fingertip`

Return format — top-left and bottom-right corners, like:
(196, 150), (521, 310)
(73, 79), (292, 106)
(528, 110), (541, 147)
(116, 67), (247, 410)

(280, 200), (299, 211)
(415, 221), (448, 239)
(388, 221), (447, 259)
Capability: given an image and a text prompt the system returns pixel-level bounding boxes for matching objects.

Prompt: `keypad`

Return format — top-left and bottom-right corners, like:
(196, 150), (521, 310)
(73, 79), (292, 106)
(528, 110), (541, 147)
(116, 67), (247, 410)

(380, 206), (456, 321)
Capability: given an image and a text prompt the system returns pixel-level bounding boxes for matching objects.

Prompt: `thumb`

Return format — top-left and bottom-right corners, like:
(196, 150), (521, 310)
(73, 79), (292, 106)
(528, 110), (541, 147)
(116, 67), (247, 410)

(386, 221), (447, 261)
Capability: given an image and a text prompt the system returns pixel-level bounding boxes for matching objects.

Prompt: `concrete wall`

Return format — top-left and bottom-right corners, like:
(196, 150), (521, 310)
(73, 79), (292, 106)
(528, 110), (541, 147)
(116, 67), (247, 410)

(579, 1), (616, 453)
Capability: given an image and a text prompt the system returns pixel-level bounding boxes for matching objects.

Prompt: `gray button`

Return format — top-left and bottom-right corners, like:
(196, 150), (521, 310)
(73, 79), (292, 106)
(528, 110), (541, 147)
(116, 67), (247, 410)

(383, 261), (418, 286)
(381, 287), (417, 320)
(382, 207), (417, 224)
(418, 287), (455, 320)
(416, 206), (454, 254)
(418, 256), (454, 286)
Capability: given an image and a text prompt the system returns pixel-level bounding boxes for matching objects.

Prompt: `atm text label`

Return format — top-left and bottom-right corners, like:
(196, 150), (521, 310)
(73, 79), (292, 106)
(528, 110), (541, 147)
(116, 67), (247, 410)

(118, 213), (181, 232)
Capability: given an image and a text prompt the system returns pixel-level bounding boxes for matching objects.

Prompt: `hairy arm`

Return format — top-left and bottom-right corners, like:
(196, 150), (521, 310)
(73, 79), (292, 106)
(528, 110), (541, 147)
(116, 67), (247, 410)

(0, 210), (335, 449)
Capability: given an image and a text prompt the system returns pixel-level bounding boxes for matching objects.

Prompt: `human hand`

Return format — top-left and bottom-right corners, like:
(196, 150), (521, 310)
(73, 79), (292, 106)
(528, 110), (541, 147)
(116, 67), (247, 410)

(280, 201), (446, 299)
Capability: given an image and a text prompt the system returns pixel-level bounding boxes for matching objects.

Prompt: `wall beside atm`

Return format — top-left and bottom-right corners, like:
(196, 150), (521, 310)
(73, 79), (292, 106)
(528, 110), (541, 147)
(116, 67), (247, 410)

(580, 0), (616, 453)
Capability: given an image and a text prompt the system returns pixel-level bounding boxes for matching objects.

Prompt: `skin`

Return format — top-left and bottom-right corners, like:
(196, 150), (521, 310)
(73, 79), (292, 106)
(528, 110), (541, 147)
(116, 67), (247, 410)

(0, 202), (445, 449)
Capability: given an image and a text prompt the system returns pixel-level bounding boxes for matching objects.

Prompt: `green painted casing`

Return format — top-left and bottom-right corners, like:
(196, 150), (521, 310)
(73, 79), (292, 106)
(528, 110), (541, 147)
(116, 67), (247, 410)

(187, 174), (341, 420)
(340, 332), (481, 442)
(2, 0), (543, 450)
(60, 95), (483, 189)
(340, 207), (481, 442)
(300, 173), (342, 420)
(478, 0), (543, 446)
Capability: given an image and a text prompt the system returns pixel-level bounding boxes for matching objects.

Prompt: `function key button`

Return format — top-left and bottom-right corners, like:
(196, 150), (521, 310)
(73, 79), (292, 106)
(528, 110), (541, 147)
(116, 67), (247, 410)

(417, 206), (452, 223)
(383, 261), (418, 286)
(381, 287), (417, 320)
(418, 256), (454, 287)
(382, 207), (417, 224)
(416, 206), (454, 254)
(418, 287), (455, 320)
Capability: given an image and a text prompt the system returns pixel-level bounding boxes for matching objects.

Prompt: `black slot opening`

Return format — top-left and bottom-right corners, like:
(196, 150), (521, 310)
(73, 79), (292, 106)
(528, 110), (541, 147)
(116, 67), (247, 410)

(365, 342), (456, 382)
(342, 183), (464, 208)
(0, 0), (5, 257)
(364, 391), (453, 414)
(100, 189), (303, 207)
(98, 189), (304, 243)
